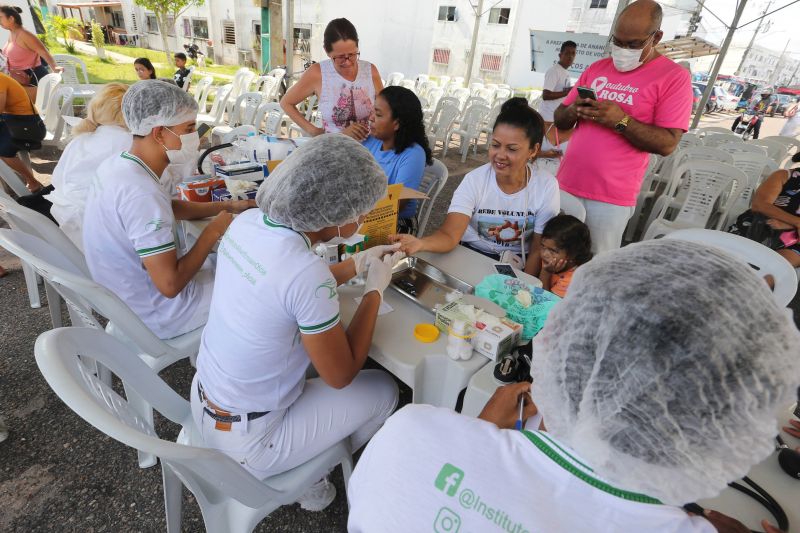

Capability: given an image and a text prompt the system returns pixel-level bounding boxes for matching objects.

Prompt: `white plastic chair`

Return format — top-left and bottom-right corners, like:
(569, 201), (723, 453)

(451, 87), (471, 110)
(677, 131), (701, 150)
(398, 79), (415, 91)
(427, 102), (461, 154)
(34, 73), (62, 116)
(0, 228), (204, 468)
(479, 102), (503, 148)
(762, 136), (800, 157)
(451, 76), (464, 87)
(258, 76), (281, 102)
(624, 154), (663, 242)
(559, 190), (586, 222)
(415, 159), (449, 237)
(417, 80), (437, 100)
(197, 84), (234, 127)
(703, 132), (743, 148)
(0, 192), (88, 323)
(42, 85), (75, 148)
(750, 138), (792, 165)
(265, 67), (285, 79)
(461, 96), (490, 115)
(493, 87), (513, 105)
(221, 125), (257, 144)
(664, 229), (797, 307)
(193, 77), (214, 112)
(287, 96), (318, 138)
(446, 104), (490, 162)
(385, 72), (404, 86)
(52, 54), (94, 100)
(181, 66), (194, 92)
(422, 88), (444, 124)
(414, 74), (430, 92)
(469, 82), (484, 95)
(254, 102), (285, 136)
(717, 142), (768, 156)
(722, 152), (778, 228)
(698, 126), (734, 137)
(213, 92), (264, 140)
(643, 160), (744, 240)
(34, 326), (354, 533)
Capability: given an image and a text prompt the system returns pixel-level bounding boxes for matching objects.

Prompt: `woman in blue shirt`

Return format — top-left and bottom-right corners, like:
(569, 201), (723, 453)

(364, 86), (432, 233)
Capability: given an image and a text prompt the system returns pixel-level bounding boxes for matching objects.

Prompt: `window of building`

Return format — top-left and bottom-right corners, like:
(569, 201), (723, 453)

(223, 21), (236, 45)
(192, 18), (209, 39)
(294, 26), (311, 54)
(183, 18), (191, 38)
(433, 48), (451, 65)
(111, 10), (123, 28)
(589, 0), (609, 8)
(146, 14), (158, 33)
(166, 15), (175, 37)
(488, 7), (511, 24)
(438, 6), (457, 21)
(480, 52), (503, 72)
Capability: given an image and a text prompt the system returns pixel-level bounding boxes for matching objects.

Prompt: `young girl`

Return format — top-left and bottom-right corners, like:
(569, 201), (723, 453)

(539, 214), (592, 297)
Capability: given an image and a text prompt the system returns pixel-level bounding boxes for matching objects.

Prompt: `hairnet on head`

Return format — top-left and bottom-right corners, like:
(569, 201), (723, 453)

(122, 80), (198, 136)
(531, 239), (800, 506)
(256, 134), (388, 232)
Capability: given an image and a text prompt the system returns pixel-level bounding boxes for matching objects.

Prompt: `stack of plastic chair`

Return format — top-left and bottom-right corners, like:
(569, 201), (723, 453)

(385, 72), (404, 86)
(445, 104), (490, 162)
(426, 100), (461, 154)
(697, 126), (733, 137)
(197, 84), (234, 127)
(469, 81), (484, 95)
(52, 54), (94, 100)
(437, 75), (451, 88)
(751, 137), (795, 167)
(461, 96), (490, 116)
(479, 101), (504, 148)
(664, 229), (797, 307)
(192, 76), (214, 112)
(452, 87), (471, 111)
(35, 326), (355, 533)
(623, 154), (663, 242)
(41, 86), (74, 149)
(722, 152), (778, 228)
(0, 228), (205, 468)
(425, 96), (459, 130)
(415, 159), (449, 237)
(417, 80), (437, 100)
(676, 131), (701, 150)
(212, 92), (264, 141)
(254, 102), (285, 136)
(34, 73), (62, 118)
(762, 135), (800, 159)
(398, 79), (416, 91)
(414, 74), (430, 92)
(422, 88), (444, 125)
(642, 160), (745, 240)
(717, 142), (768, 157)
(493, 87), (513, 105)
(702, 132), (742, 148)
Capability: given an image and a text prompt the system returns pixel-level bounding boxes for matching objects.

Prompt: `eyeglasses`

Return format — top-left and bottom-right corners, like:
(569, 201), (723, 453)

(331, 52), (360, 63)
(611, 31), (657, 50)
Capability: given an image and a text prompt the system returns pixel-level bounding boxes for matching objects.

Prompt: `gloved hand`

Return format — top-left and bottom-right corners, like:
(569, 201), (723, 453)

(352, 243), (402, 275)
(363, 253), (400, 301)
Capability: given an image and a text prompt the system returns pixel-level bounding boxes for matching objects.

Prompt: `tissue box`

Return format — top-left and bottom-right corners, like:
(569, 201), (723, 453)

(211, 187), (258, 202)
(435, 301), (474, 334)
(472, 318), (522, 361)
(177, 176), (226, 202)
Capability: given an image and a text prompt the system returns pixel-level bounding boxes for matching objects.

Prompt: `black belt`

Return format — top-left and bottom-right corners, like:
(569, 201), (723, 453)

(197, 382), (270, 423)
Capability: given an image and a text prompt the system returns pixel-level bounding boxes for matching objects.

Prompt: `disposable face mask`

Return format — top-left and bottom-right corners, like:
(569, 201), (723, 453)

(163, 128), (200, 165)
(611, 35), (653, 72)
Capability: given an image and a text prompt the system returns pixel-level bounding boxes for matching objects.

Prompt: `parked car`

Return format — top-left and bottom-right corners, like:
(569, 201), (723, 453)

(775, 94), (793, 116)
(692, 83), (717, 113)
(713, 85), (739, 112)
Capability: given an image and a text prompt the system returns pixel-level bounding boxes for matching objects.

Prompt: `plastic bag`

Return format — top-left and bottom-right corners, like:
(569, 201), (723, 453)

(475, 274), (560, 341)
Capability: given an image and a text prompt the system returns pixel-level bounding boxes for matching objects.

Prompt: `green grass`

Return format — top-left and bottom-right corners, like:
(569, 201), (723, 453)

(47, 42), (249, 85)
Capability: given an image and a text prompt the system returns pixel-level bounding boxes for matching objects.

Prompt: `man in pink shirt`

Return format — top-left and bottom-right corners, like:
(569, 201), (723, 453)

(554, 0), (692, 253)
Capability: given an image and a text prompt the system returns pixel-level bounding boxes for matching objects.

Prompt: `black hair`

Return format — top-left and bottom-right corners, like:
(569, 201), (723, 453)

(323, 18), (359, 53)
(0, 6), (23, 26)
(174, 52), (187, 61)
(134, 58), (156, 79)
(378, 86), (433, 165)
(542, 214), (593, 266)
(493, 97), (544, 149)
(792, 152), (800, 164)
(560, 40), (577, 53)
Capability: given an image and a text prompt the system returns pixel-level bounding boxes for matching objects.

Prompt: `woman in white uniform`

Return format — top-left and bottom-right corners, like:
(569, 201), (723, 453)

(193, 134), (400, 511)
(392, 98), (560, 276)
(280, 18), (383, 140)
(348, 239), (799, 532)
(46, 82), (132, 251)
(82, 80), (252, 339)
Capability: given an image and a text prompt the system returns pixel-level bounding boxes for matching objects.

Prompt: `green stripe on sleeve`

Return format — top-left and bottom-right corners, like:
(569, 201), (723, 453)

(137, 242), (176, 257)
(298, 313), (340, 334)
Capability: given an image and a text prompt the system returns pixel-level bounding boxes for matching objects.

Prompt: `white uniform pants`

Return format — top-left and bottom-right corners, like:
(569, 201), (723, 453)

(562, 191), (634, 255)
(190, 370), (399, 479)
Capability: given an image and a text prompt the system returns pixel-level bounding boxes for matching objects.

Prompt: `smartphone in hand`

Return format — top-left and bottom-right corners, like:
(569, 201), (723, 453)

(576, 86), (597, 105)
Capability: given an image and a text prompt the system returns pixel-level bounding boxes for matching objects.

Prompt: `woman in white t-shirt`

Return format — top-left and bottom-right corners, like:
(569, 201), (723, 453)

(392, 98), (559, 276)
(193, 134), (400, 512)
(45, 82), (132, 251)
(348, 240), (799, 533)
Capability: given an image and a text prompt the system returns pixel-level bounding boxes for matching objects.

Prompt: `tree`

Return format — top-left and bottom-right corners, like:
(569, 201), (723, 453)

(133, 0), (205, 67)
(47, 15), (83, 54)
(91, 20), (106, 59)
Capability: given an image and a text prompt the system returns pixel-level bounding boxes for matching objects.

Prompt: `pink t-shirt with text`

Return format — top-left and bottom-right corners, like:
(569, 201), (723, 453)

(558, 56), (692, 206)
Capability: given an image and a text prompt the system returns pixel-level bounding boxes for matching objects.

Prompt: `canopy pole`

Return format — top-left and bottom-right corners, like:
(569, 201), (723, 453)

(690, 0), (748, 131)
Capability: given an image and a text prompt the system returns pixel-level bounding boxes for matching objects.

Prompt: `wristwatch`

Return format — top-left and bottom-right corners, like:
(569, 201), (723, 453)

(615, 114), (630, 133)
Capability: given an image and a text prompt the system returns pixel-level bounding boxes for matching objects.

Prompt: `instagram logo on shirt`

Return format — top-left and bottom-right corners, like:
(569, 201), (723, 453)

(434, 463), (464, 496)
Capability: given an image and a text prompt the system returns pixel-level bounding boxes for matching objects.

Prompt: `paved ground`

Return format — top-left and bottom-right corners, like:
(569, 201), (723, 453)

(0, 112), (796, 532)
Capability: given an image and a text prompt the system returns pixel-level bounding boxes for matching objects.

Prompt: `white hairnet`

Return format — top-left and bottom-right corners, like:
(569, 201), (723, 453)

(256, 134), (388, 232)
(531, 239), (800, 505)
(122, 80), (198, 136)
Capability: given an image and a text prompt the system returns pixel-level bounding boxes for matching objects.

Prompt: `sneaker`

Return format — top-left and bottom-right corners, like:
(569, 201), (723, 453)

(296, 477), (336, 512)
(0, 417), (8, 443)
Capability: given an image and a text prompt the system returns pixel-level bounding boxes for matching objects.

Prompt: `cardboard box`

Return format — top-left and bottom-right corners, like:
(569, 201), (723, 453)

(177, 176), (227, 202)
(358, 183), (428, 248)
(435, 300), (473, 334)
(472, 318), (522, 361)
(211, 187), (258, 202)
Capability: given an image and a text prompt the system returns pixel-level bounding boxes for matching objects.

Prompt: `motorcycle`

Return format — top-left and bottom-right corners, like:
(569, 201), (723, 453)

(733, 110), (762, 140)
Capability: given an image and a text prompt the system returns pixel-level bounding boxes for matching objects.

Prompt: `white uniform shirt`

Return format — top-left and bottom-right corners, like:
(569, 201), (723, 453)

(82, 152), (206, 339)
(448, 163), (560, 256)
(196, 210), (341, 413)
(348, 405), (716, 533)
(539, 63), (572, 122)
(45, 125), (132, 251)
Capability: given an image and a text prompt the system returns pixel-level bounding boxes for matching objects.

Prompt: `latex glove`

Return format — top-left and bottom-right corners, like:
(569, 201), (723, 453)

(363, 254), (395, 301)
(352, 243), (402, 275)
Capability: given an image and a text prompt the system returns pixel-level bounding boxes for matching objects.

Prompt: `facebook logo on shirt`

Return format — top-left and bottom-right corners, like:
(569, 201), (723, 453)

(435, 464), (464, 496)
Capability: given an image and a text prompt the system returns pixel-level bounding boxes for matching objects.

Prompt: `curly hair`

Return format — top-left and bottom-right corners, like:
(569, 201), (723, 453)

(378, 86), (432, 165)
(542, 214), (593, 266)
